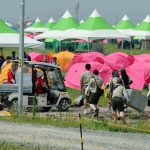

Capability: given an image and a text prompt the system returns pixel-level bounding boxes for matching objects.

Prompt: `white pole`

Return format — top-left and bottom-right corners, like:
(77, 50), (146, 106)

(18, 0), (25, 115)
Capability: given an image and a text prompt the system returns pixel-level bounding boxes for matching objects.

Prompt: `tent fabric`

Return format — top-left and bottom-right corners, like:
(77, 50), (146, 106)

(44, 18), (56, 28)
(127, 15), (150, 39)
(0, 18), (44, 49)
(0, 63), (12, 84)
(0, 33), (44, 49)
(64, 62), (112, 90)
(115, 15), (136, 30)
(28, 52), (51, 62)
(104, 52), (134, 70)
(25, 17), (48, 33)
(67, 52), (104, 71)
(134, 54), (150, 62)
(126, 62), (150, 90)
(51, 51), (74, 71)
(31, 18), (44, 28)
(36, 9), (129, 40)
(50, 10), (79, 31)
(25, 27), (49, 33)
(0, 19), (17, 33)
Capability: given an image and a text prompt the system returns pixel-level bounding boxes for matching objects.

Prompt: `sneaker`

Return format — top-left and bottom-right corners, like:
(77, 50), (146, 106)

(94, 108), (99, 117)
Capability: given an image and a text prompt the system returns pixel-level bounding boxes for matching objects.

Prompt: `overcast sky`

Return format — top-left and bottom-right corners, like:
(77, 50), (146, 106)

(0, 0), (149, 25)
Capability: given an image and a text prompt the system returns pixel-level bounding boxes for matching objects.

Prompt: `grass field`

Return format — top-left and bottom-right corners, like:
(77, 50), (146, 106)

(1, 43), (150, 57)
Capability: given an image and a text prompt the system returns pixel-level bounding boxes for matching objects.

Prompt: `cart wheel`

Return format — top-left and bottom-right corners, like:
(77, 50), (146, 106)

(42, 107), (52, 112)
(58, 98), (69, 111)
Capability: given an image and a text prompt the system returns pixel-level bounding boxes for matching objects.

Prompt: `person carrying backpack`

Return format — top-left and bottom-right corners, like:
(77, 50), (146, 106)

(80, 63), (93, 114)
(111, 78), (129, 124)
(86, 69), (103, 117)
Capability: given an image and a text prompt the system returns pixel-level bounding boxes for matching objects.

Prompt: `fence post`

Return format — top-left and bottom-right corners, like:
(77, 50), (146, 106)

(79, 113), (83, 150)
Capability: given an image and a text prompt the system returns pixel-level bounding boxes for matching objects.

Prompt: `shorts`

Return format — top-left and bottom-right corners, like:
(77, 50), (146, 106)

(89, 92), (100, 105)
(112, 97), (124, 112)
(81, 85), (89, 100)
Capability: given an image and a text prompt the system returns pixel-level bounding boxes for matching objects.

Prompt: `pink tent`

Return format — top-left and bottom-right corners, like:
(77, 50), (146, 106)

(65, 62), (112, 90)
(134, 54), (150, 63)
(102, 39), (108, 44)
(104, 52), (134, 70)
(28, 52), (51, 62)
(67, 52), (104, 71)
(126, 62), (150, 90)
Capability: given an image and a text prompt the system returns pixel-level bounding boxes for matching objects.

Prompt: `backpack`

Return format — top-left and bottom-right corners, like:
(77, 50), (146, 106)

(94, 78), (104, 96)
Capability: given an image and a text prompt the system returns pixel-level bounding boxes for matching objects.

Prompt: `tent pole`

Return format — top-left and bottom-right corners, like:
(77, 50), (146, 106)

(18, 0), (25, 115)
(130, 36), (133, 55)
(121, 39), (124, 49)
(88, 37), (90, 52)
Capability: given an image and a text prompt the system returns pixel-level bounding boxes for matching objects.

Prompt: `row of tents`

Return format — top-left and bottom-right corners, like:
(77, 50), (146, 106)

(0, 50), (150, 90)
(23, 51), (150, 91)
(24, 9), (150, 42)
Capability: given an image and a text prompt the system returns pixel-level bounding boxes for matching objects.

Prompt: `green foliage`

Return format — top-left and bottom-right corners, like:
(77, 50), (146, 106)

(103, 44), (150, 55)
(0, 141), (39, 150)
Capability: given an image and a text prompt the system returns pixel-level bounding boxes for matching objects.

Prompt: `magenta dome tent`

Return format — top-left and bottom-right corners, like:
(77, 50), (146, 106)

(126, 62), (150, 90)
(67, 52), (104, 71)
(134, 54), (150, 63)
(65, 62), (112, 90)
(104, 52), (134, 70)
(28, 52), (51, 62)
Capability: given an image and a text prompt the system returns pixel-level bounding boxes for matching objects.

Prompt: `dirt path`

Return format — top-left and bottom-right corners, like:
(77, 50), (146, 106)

(0, 121), (150, 150)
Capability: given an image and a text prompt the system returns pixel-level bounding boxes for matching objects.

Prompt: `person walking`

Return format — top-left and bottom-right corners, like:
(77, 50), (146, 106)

(111, 78), (128, 124)
(86, 69), (103, 117)
(120, 68), (133, 89)
(108, 70), (121, 109)
(80, 63), (93, 114)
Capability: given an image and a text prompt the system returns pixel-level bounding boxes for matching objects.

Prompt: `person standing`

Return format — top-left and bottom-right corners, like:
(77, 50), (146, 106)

(80, 63), (93, 114)
(86, 69), (103, 117)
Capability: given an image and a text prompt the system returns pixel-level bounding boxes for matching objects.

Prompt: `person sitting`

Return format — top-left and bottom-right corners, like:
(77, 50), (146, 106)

(50, 57), (59, 66)
(1, 56), (11, 69)
(7, 63), (17, 84)
(35, 71), (47, 95)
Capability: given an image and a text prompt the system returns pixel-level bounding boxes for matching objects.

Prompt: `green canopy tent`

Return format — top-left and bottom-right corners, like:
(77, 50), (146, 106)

(25, 17), (48, 33)
(36, 10), (80, 52)
(127, 15), (150, 49)
(115, 15), (136, 34)
(44, 17), (56, 28)
(0, 18), (44, 56)
(50, 10), (79, 31)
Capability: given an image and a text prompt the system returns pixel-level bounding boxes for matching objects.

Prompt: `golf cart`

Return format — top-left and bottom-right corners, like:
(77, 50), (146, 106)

(0, 61), (71, 111)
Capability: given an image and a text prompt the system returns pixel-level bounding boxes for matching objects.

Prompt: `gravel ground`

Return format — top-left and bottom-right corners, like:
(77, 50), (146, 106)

(0, 106), (150, 149)
(0, 121), (150, 150)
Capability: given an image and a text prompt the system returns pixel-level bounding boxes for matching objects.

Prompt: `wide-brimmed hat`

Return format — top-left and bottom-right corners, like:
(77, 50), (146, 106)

(37, 71), (43, 78)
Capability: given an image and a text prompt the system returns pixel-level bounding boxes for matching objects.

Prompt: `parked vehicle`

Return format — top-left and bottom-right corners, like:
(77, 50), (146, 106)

(0, 61), (71, 111)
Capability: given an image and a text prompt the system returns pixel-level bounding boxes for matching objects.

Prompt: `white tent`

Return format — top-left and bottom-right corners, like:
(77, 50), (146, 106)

(0, 33), (44, 49)
(25, 17), (48, 33)
(127, 15), (150, 39)
(36, 9), (129, 40)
